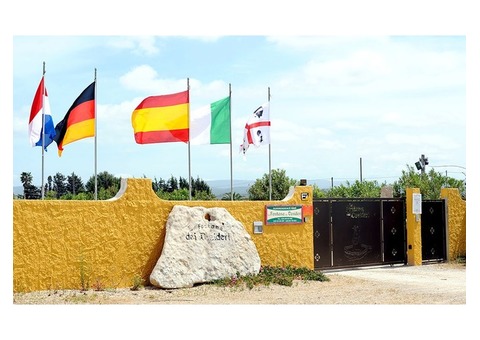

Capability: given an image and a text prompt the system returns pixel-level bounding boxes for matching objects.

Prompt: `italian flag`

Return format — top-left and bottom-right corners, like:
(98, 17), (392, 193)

(190, 96), (231, 145)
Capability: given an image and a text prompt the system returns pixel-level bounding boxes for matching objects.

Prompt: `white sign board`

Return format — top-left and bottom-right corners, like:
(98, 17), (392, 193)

(265, 205), (303, 225)
(412, 193), (422, 214)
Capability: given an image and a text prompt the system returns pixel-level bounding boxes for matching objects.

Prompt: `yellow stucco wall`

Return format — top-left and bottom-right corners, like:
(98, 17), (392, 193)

(440, 188), (466, 260)
(406, 188), (422, 265)
(13, 178), (314, 293)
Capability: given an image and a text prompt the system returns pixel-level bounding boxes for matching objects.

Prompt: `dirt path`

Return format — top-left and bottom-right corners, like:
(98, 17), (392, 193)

(13, 262), (466, 305)
(8, 262), (472, 340)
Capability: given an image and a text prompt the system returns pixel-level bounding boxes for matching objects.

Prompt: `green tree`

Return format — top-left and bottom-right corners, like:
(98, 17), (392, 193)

(179, 176), (189, 190)
(53, 172), (68, 198)
(97, 186), (121, 200)
(221, 192), (245, 200)
(193, 190), (216, 201)
(153, 175), (213, 200)
(47, 175), (53, 192)
(20, 171), (40, 199)
(44, 190), (58, 200)
(157, 188), (190, 200)
(20, 172), (33, 187)
(248, 168), (297, 200)
(74, 192), (92, 200)
(393, 165), (465, 199)
(312, 184), (328, 199)
(57, 192), (93, 200)
(85, 171), (121, 199)
(326, 180), (383, 198)
(67, 172), (85, 195)
(192, 176), (212, 196)
(166, 175), (178, 192)
(152, 176), (167, 192)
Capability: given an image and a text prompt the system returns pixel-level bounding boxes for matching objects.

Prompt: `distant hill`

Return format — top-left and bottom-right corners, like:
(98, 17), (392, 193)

(206, 179), (254, 198)
(206, 178), (340, 198)
(305, 178), (344, 190)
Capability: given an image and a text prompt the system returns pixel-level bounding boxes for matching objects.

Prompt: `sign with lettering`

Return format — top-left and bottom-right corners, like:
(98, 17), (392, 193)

(265, 205), (303, 225)
(185, 222), (232, 243)
(412, 193), (422, 214)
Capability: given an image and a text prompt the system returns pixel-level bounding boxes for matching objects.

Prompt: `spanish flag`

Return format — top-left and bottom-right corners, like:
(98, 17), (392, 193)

(54, 81), (95, 156)
(131, 90), (189, 144)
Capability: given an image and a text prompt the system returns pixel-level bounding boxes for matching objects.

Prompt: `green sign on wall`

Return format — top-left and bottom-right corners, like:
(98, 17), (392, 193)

(265, 205), (303, 225)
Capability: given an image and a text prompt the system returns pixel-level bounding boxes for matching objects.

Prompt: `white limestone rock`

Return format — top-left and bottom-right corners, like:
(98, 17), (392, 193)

(150, 205), (261, 289)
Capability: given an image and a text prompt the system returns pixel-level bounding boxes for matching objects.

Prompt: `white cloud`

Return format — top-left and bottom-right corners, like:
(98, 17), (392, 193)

(119, 65), (186, 93)
(97, 100), (140, 145)
(184, 36), (223, 43)
(13, 37), (99, 77)
(108, 36), (160, 56)
(189, 79), (230, 103)
(269, 36), (465, 102)
(119, 65), (230, 101)
(12, 108), (29, 133)
(303, 50), (390, 87)
(266, 36), (390, 51)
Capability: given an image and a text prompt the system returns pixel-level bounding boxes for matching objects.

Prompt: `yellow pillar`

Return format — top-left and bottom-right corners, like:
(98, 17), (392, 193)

(406, 188), (422, 265)
(440, 188), (466, 260)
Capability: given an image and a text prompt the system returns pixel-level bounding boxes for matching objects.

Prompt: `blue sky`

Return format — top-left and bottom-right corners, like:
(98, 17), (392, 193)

(10, 35), (467, 189)
(3, 0), (480, 336)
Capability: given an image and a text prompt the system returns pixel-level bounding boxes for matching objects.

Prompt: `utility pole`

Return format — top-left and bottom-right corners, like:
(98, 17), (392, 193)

(415, 154), (429, 174)
(360, 157), (363, 182)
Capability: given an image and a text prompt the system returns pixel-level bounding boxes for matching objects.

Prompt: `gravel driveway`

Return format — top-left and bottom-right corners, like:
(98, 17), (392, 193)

(323, 261), (466, 304)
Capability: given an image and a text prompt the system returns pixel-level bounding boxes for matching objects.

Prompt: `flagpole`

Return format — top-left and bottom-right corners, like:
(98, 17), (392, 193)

(187, 78), (192, 200)
(229, 83), (233, 201)
(41, 62), (46, 199)
(94, 69), (98, 200)
(268, 87), (272, 200)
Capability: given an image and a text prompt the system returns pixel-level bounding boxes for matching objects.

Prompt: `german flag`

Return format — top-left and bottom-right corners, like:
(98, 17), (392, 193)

(131, 90), (189, 144)
(54, 82), (95, 156)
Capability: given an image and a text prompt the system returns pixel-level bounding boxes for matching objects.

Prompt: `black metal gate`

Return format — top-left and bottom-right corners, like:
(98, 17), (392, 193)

(313, 198), (406, 270)
(421, 200), (446, 262)
(382, 200), (407, 264)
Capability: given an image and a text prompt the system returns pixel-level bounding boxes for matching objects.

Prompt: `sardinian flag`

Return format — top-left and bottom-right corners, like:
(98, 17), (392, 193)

(240, 102), (271, 155)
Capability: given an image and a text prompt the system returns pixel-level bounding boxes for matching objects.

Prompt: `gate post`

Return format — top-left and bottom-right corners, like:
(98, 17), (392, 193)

(440, 188), (466, 261)
(406, 188), (422, 265)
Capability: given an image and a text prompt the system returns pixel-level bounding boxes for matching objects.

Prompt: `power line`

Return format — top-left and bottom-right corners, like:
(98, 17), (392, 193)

(430, 164), (466, 170)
